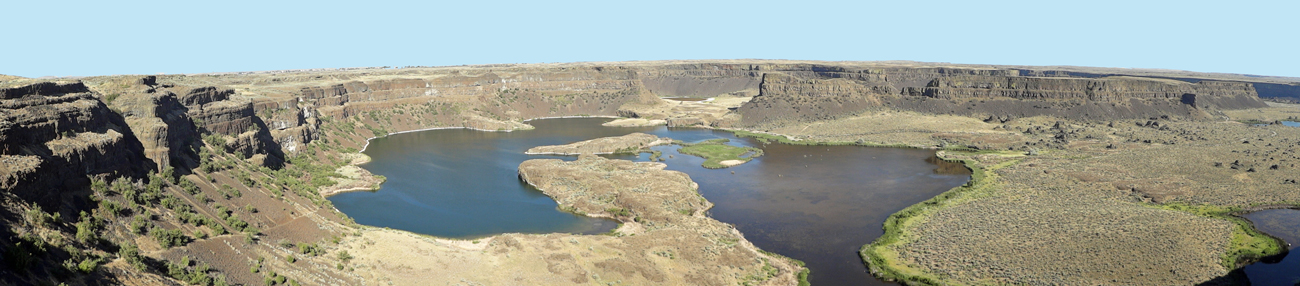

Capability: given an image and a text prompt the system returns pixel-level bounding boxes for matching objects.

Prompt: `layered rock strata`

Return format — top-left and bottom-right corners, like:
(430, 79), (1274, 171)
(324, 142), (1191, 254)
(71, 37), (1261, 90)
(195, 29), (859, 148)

(0, 81), (153, 207)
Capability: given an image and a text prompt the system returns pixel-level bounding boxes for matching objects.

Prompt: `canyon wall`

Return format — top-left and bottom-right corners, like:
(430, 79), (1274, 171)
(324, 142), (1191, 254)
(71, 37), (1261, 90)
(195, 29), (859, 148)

(734, 66), (1269, 127)
(0, 81), (153, 208)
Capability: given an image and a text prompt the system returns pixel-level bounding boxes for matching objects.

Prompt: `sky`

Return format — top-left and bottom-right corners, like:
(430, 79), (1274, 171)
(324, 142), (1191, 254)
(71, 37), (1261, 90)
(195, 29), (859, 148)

(2, 0), (1296, 78)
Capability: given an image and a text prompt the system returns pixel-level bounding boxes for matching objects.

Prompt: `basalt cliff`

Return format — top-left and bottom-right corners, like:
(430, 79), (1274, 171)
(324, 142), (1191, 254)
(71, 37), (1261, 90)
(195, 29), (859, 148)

(1, 60), (1298, 286)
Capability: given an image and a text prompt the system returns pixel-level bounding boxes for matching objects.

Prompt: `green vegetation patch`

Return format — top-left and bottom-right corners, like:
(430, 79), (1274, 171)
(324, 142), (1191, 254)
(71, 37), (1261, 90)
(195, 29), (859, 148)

(673, 139), (764, 169)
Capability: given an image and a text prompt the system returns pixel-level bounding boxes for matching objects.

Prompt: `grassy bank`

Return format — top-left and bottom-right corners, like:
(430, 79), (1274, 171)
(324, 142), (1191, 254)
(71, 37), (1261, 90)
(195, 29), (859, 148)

(756, 249), (811, 286)
(859, 152), (1017, 285)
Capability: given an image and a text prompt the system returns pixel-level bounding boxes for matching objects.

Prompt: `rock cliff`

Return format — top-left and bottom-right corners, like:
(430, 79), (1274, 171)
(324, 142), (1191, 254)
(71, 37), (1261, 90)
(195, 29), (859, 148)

(0, 81), (153, 207)
(737, 68), (1269, 127)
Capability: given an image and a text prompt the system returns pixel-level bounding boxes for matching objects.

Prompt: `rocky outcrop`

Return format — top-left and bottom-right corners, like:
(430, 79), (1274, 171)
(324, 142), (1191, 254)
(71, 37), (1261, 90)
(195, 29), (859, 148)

(525, 133), (668, 155)
(178, 86), (232, 106)
(665, 117), (705, 127)
(738, 73), (891, 126)
(188, 97), (255, 135)
(1254, 82), (1300, 103)
(641, 76), (760, 98)
(98, 77), (291, 170)
(0, 81), (152, 207)
(110, 79), (203, 171)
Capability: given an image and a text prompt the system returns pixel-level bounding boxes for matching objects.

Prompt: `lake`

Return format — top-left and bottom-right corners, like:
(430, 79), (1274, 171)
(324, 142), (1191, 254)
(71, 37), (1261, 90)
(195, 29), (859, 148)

(330, 118), (970, 285)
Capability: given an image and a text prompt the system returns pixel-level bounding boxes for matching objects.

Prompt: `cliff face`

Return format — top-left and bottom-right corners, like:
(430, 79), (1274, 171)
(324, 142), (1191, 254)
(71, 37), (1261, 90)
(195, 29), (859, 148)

(1251, 82), (1300, 103)
(907, 75), (1264, 107)
(97, 76), (289, 171)
(736, 67), (1269, 127)
(737, 73), (892, 126)
(0, 81), (153, 207)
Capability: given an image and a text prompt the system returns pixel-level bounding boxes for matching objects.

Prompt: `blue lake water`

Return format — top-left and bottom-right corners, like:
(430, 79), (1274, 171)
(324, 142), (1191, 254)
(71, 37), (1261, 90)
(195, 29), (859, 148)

(330, 118), (972, 285)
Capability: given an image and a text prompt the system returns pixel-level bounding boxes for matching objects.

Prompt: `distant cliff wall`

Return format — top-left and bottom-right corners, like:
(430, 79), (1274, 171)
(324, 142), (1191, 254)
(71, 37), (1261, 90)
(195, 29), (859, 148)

(1254, 82), (1300, 103)
(736, 69), (1269, 127)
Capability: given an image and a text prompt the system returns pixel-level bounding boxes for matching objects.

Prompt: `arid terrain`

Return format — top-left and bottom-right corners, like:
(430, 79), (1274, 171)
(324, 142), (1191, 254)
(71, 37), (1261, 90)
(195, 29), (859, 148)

(1, 60), (1298, 285)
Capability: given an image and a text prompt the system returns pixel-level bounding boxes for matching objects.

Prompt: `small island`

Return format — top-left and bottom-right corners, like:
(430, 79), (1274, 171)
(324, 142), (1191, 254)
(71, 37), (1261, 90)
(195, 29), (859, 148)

(674, 139), (764, 168)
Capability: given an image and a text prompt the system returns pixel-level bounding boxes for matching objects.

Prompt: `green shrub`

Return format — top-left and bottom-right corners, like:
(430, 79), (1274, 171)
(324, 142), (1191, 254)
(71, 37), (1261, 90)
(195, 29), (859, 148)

(227, 215), (249, 231)
(130, 216), (149, 234)
(119, 243), (147, 271)
(299, 243), (324, 256)
(162, 167), (177, 184)
(77, 257), (102, 273)
(75, 219), (98, 244)
(101, 200), (124, 217)
(180, 178), (200, 195)
(152, 228), (190, 248)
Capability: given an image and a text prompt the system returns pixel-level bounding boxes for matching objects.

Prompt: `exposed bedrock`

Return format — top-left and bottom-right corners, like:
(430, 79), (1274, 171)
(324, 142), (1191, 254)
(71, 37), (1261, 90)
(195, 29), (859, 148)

(1254, 82), (1300, 103)
(737, 71), (1269, 127)
(110, 82), (202, 171)
(94, 76), (291, 170)
(298, 71), (660, 121)
(737, 73), (891, 126)
(0, 81), (153, 208)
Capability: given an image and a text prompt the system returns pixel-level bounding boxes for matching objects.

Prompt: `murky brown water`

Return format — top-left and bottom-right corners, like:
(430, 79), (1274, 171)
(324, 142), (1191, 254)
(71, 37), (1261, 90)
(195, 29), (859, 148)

(333, 118), (970, 285)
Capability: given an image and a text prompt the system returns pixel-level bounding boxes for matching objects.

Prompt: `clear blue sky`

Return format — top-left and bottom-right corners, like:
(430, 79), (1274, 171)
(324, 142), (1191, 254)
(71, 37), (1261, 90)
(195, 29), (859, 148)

(2, 0), (1296, 78)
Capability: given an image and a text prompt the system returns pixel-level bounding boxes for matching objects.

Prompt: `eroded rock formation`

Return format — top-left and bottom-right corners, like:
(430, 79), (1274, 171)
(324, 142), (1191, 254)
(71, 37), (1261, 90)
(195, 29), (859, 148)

(0, 81), (153, 207)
